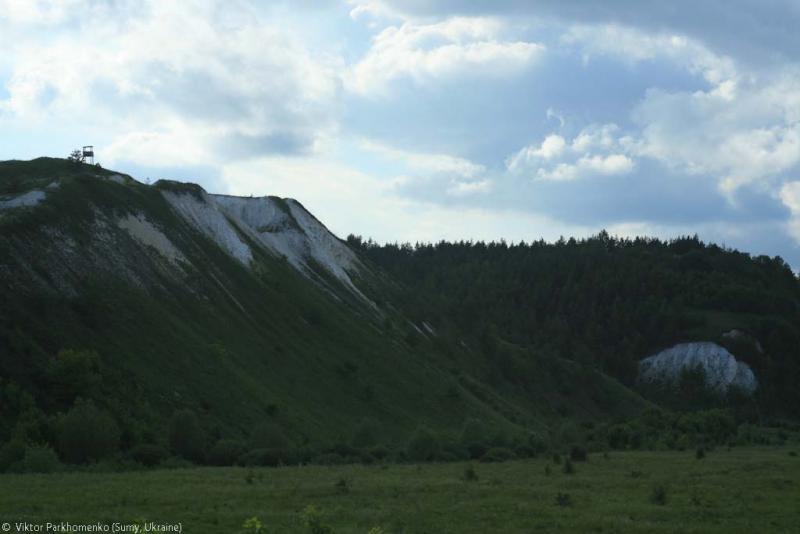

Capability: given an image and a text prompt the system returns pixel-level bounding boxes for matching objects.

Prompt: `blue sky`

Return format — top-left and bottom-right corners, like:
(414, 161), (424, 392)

(2, 1), (800, 266)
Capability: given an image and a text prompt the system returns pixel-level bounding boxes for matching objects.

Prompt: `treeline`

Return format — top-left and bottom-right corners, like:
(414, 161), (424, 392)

(2, 376), (791, 474)
(347, 232), (800, 416)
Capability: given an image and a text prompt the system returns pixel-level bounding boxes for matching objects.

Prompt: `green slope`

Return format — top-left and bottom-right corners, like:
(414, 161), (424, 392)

(0, 158), (648, 460)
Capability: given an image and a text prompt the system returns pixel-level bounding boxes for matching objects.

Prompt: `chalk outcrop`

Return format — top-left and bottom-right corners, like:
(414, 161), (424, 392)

(638, 341), (757, 394)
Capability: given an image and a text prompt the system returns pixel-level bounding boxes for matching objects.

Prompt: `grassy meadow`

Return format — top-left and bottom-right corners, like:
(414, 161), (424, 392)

(1, 447), (798, 533)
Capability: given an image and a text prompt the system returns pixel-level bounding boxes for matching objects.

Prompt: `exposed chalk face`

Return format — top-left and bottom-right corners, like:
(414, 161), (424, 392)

(0, 189), (46, 210)
(162, 191), (254, 265)
(117, 213), (186, 265)
(162, 190), (367, 301)
(638, 341), (757, 394)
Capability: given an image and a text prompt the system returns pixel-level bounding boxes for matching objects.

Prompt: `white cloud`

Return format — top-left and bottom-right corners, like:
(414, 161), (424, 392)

(0, 1), (340, 168)
(631, 72), (800, 197)
(562, 24), (738, 88)
(562, 23), (800, 198)
(780, 181), (800, 243)
(507, 123), (634, 181)
(358, 140), (492, 197)
(360, 140), (486, 178)
(346, 16), (544, 95)
(222, 155), (587, 244)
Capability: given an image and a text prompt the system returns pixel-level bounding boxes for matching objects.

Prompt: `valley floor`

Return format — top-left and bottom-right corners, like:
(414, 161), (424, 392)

(1, 447), (798, 533)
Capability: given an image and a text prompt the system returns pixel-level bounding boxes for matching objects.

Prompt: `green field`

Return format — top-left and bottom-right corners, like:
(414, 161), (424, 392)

(1, 447), (798, 533)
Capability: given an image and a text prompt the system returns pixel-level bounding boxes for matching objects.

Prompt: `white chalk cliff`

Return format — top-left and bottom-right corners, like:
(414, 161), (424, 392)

(638, 341), (757, 394)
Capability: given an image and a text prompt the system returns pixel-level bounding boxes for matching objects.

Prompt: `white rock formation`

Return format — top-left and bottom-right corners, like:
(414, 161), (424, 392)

(162, 189), (367, 299)
(162, 190), (254, 265)
(639, 341), (757, 394)
(117, 213), (186, 265)
(0, 189), (46, 210)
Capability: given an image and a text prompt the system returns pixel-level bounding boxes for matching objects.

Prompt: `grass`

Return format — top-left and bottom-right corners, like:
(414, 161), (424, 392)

(1, 447), (798, 533)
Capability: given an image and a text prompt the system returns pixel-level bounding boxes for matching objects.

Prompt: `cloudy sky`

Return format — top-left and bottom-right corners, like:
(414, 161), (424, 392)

(2, 1), (800, 266)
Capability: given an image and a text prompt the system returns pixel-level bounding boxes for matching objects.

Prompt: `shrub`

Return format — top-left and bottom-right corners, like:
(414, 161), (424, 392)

(650, 484), (668, 505)
(242, 516), (265, 533)
(352, 418), (380, 449)
(158, 456), (193, 469)
(514, 445), (536, 458)
(463, 465), (479, 482)
(168, 409), (205, 462)
(18, 445), (61, 473)
(129, 444), (169, 467)
(555, 492), (572, 507)
(58, 399), (120, 464)
(46, 350), (102, 405)
(250, 421), (290, 450)
(208, 439), (246, 466)
(407, 427), (440, 462)
(300, 505), (333, 534)
(527, 432), (548, 455)
(0, 439), (26, 472)
(313, 452), (348, 466)
(570, 445), (588, 462)
(563, 458), (575, 474)
(480, 447), (515, 463)
(460, 419), (489, 459)
(368, 446), (390, 461)
(334, 477), (350, 494)
(557, 421), (581, 446)
(239, 448), (297, 467)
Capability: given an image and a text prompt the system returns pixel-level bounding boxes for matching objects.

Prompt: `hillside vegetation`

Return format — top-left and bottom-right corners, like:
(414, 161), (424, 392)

(0, 158), (649, 471)
(347, 231), (800, 418)
(1, 158), (798, 475)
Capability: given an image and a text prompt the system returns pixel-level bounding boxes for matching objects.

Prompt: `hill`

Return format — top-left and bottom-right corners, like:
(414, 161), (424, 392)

(347, 233), (800, 418)
(0, 158), (648, 466)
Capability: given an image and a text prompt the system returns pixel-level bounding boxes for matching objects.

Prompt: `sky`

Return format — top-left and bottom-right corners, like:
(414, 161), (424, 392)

(1, 1), (800, 266)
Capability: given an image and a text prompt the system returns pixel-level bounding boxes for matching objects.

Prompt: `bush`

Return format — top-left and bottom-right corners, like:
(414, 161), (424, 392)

(238, 448), (295, 467)
(368, 446), (390, 461)
(209, 439), (247, 466)
(480, 447), (515, 463)
(555, 492), (572, 507)
(460, 419), (489, 459)
(158, 456), (193, 469)
(313, 452), (348, 465)
(168, 409), (205, 462)
(250, 421), (290, 450)
(407, 427), (440, 462)
(300, 505), (333, 534)
(352, 418), (380, 448)
(563, 458), (575, 474)
(129, 444), (169, 467)
(58, 399), (120, 464)
(18, 445), (61, 473)
(46, 350), (102, 405)
(650, 484), (668, 505)
(0, 439), (26, 472)
(527, 432), (548, 455)
(462, 465), (479, 482)
(514, 445), (536, 458)
(570, 445), (588, 462)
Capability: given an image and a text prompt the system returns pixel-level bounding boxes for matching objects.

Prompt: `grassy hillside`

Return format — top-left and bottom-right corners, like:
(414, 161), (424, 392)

(0, 158), (648, 468)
